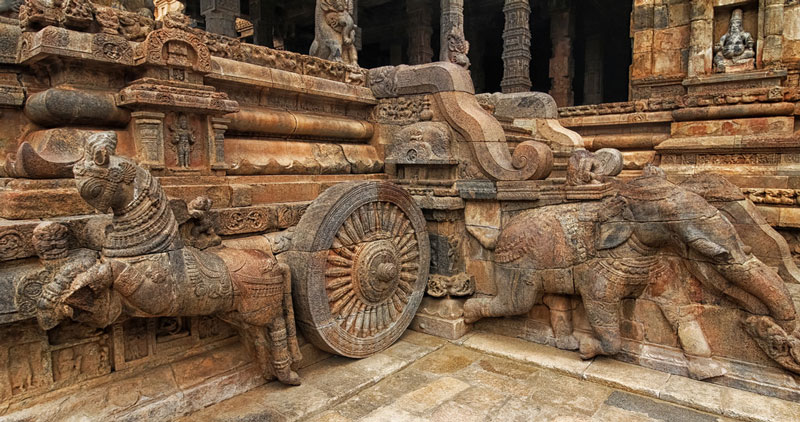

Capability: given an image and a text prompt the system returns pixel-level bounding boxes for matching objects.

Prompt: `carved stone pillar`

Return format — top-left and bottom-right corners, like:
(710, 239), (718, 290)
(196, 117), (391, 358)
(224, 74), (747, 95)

(549, 5), (574, 106)
(132, 111), (166, 170)
(501, 0), (532, 93)
(440, 0), (470, 69)
(208, 117), (229, 171)
(200, 0), (239, 37)
(249, 0), (274, 47)
(407, 0), (433, 65)
(583, 34), (603, 104)
(688, 0), (713, 77)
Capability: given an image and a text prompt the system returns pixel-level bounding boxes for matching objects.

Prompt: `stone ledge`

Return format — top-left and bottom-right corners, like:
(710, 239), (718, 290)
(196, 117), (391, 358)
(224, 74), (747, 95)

(461, 331), (800, 422)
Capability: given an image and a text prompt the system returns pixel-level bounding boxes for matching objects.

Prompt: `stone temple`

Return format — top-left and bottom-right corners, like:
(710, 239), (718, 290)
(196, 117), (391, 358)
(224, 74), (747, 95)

(1, 0), (800, 421)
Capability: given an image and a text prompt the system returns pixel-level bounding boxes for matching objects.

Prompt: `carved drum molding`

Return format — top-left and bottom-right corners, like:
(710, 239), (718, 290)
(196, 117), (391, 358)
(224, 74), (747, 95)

(288, 181), (430, 358)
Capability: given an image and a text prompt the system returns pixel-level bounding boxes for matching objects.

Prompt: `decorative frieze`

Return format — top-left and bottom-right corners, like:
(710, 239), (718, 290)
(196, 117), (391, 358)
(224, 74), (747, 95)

(743, 188), (800, 205)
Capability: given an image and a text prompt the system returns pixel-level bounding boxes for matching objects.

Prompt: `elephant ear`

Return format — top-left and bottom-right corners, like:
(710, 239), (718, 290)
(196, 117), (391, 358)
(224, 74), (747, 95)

(595, 196), (633, 250)
(596, 222), (633, 250)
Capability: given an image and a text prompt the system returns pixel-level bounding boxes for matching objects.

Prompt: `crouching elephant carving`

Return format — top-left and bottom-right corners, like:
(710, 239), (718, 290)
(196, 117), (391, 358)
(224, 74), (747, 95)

(17, 131), (302, 385)
(464, 163), (800, 379)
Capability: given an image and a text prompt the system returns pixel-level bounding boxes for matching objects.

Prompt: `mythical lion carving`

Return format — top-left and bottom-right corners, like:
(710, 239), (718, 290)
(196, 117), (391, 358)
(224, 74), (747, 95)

(309, 0), (358, 65)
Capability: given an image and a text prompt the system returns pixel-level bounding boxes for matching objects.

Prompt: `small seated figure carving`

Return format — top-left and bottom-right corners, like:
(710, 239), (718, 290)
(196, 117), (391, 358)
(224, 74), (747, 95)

(566, 148), (624, 186)
(181, 196), (222, 250)
(713, 9), (755, 73)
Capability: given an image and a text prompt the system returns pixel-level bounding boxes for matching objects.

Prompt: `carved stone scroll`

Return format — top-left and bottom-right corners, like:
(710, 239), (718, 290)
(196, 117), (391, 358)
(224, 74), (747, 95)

(368, 63), (553, 181)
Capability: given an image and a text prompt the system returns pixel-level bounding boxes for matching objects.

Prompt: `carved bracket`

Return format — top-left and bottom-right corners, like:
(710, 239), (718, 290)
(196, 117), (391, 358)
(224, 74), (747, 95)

(368, 62), (553, 181)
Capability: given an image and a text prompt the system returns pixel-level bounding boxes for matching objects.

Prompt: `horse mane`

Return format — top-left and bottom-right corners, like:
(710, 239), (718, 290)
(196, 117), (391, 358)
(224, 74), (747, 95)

(103, 160), (183, 257)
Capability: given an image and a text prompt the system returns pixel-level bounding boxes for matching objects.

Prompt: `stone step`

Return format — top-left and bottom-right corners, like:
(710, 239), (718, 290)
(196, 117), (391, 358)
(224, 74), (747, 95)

(459, 332), (800, 422)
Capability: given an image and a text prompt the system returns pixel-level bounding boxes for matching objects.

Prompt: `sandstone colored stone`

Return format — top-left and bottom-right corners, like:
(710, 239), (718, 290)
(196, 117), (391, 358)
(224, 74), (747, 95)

(463, 332), (593, 376)
(583, 357), (671, 397)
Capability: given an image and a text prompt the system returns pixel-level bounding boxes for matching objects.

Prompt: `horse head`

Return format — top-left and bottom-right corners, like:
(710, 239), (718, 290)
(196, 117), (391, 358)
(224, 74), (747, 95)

(73, 131), (137, 215)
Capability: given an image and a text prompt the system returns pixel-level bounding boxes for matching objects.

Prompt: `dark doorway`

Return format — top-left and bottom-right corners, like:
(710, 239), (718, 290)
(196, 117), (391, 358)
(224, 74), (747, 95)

(573, 0), (633, 105)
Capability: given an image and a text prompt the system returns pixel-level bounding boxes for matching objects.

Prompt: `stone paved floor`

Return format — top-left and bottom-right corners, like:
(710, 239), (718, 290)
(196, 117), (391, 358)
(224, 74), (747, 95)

(181, 331), (799, 422)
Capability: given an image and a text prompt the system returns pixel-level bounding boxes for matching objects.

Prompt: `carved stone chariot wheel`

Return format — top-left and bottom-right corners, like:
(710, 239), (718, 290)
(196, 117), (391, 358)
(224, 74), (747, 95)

(288, 181), (430, 358)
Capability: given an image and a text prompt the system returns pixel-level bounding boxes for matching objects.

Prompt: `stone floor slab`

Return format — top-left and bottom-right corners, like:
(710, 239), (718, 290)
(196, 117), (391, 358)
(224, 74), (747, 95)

(182, 331), (800, 422)
(462, 331), (594, 376)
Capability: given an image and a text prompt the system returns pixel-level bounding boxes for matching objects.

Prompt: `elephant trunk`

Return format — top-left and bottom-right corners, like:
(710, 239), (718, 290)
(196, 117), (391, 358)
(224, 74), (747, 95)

(715, 257), (797, 331)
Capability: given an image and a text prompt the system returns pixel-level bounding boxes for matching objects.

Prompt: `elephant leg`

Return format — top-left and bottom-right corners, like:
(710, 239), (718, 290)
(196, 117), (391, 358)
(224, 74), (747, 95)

(576, 265), (624, 359)
(579, 298), (622, 359)
(464, 266), (540, 324)
(267, 317), (301, 386)
(543, 294), (578, 350)
(649, 259), (726, 380)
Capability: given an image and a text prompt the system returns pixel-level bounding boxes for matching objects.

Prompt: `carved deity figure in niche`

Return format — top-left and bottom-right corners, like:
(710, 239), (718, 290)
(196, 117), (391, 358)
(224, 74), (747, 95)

(310, 0), (358, 65)
(714, 8), (755, 73)
(170, 113), (195, 168)
(15, 222), (100, 330)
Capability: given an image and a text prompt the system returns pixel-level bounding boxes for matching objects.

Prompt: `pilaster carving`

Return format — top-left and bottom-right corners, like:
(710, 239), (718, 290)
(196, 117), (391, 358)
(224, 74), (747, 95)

(208, 116), (229, 170)
(132, 111), (166, 169)
(688, 0), (714, 77)
(500, 0), (532, 93)
(440, 0), (469, 69)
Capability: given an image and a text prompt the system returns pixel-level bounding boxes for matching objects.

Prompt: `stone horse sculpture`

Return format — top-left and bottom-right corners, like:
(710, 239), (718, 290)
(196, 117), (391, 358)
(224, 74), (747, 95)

(54, 131), (301, 385)
(464, 163), (800, 378)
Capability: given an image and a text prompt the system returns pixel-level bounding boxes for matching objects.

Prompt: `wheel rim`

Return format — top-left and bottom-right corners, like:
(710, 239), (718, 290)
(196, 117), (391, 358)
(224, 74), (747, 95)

(289, 181), (429, 357)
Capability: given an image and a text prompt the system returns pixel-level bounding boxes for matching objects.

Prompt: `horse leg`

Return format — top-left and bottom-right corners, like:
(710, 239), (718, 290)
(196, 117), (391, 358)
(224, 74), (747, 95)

(267, 317), (301, 385)
(280, 262), (302, 366)
(650, 259), (726, 380)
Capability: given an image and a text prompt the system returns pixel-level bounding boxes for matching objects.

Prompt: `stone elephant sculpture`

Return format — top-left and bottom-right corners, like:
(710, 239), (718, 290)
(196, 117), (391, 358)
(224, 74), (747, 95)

(464, 165), (800, 378)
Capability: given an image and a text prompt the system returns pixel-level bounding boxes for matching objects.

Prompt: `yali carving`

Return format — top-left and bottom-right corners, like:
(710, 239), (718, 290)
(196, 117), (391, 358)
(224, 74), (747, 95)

(310, 0), (358, 66)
